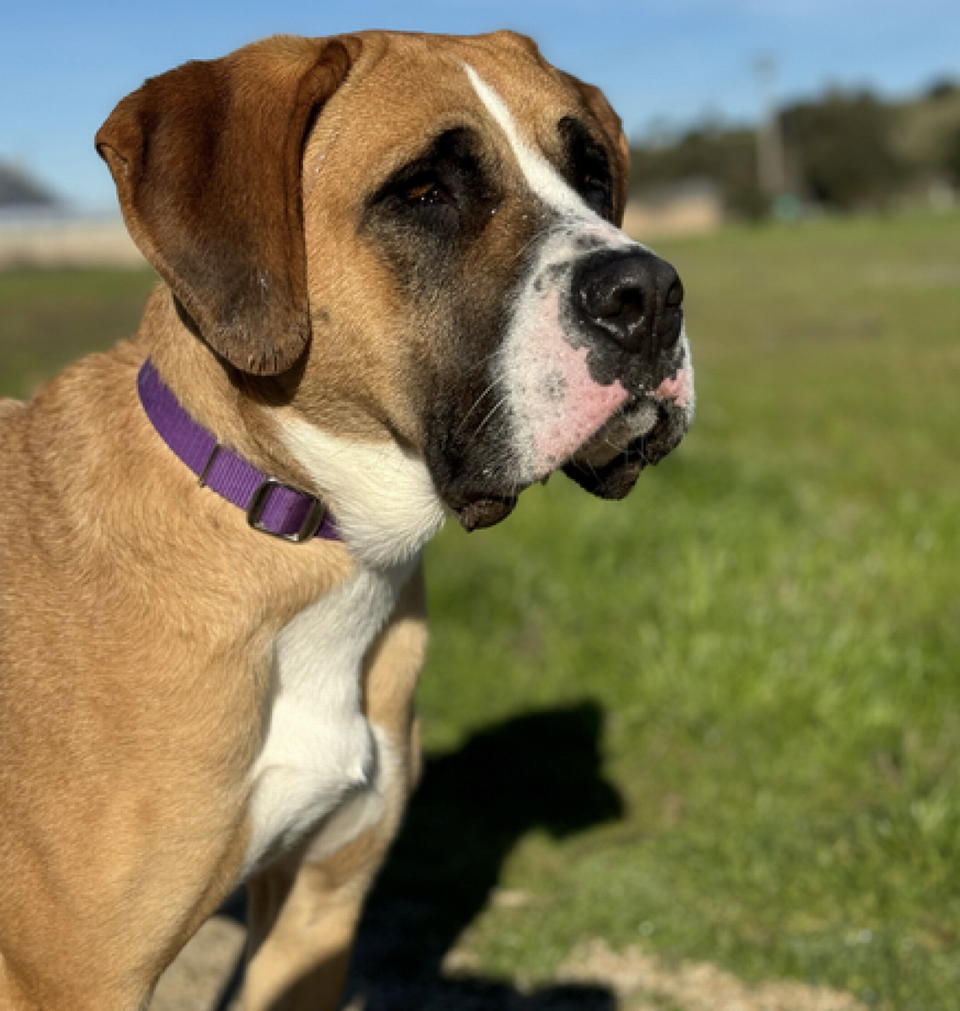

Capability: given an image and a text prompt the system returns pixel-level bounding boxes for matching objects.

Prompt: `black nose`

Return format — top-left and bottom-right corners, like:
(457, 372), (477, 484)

(573, 249), (684, 355)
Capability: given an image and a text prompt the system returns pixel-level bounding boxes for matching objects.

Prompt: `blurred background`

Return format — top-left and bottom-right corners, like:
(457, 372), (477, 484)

(2, 2), (959, 1010)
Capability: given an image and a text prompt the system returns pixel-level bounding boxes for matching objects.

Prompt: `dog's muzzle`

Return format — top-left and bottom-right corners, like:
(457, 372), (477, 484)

(438, 244), (693, 532)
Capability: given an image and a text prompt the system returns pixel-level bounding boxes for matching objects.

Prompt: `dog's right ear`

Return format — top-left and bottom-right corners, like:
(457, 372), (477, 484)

(96, 35), (361, 375)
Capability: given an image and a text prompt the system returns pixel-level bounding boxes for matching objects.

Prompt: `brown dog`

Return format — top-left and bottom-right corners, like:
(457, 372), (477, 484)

(0, 31), (694, 1010)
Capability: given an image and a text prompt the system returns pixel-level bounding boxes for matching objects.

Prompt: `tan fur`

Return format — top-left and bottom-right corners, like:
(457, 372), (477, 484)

(0, 30), (630, 1011)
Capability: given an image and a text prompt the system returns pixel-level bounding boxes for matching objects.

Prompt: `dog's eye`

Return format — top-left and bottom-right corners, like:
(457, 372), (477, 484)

(403, 178), (452, 209)
(579, 170), (610, 211)
(559, 117), (615, 219)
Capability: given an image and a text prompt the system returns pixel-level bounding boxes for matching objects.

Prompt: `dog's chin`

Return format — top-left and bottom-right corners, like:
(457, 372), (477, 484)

(444, 398), (691, 531)
(563, 397), (690, 500)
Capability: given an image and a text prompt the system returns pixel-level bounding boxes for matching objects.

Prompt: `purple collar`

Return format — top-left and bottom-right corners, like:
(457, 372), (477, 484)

(137, 359), (339, 543)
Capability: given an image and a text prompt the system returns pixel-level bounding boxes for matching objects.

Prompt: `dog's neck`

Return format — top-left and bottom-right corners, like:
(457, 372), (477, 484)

(143, 290), (310, 489)
(141, 287), (447, 570)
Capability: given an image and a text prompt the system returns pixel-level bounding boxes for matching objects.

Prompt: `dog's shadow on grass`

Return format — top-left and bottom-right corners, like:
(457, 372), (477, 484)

(217, 701), (623, 1010)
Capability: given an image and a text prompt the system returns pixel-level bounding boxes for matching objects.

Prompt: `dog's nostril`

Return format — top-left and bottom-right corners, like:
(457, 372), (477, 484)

(612, 286), (644, 321)
(584, 283), (644, 330)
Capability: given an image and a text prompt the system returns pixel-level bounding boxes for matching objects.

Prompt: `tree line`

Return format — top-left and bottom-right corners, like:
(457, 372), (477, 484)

(628, 80), (960, 217)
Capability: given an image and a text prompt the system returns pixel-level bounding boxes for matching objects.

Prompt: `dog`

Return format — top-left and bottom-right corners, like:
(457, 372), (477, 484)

(0, 30), (694, 1010)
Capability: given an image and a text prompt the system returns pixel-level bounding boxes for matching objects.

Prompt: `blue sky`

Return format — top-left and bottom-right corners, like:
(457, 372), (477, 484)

(3, 0), (958, 212)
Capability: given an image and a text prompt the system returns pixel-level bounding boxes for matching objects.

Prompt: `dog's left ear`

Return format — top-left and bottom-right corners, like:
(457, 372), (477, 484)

(96, 35), (361, 375)
(558, 71), (630, 226)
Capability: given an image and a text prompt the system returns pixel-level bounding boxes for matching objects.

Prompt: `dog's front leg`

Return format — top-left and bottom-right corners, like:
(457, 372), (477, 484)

(243, 854), (369, 1011)
(242, 567), (427, 1011)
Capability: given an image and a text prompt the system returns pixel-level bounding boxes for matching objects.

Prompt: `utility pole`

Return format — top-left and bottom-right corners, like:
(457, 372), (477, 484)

(754, 54), (787, 200)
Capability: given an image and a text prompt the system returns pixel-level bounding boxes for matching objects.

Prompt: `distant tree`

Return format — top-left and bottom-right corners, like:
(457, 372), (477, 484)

(629, 126), (765, 218)
(943, 125), (960, 186)
(926, 79), (960, 101)
(627, 84), (951, 217)
(0, 162), (60, 211)
(780, 91), (908, 210)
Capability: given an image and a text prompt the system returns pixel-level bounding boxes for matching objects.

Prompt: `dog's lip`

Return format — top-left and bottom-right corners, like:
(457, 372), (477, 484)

(568, 381), (690, 470)
(441, 395), (650, 517)
(439, 375), (692, 532)
(620, 391), (648, 415)
(589, 387), (656, 437)
(609, 375), (690, 427)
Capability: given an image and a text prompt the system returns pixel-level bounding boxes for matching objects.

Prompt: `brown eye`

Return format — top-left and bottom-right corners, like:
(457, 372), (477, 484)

(582, 171), (606, 194)
(579, 170), (610, 213)
(405, 180), (448, 207)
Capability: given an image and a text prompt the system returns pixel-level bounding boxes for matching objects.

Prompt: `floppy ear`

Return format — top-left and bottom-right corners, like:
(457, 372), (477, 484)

(96, 34), (360, 375)
(559, 71), (630, 226)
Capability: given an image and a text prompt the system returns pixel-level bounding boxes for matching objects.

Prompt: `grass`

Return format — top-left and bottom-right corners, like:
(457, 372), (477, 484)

(2, 213), (959, 1009)
(0, 266), (157, 398)
(416, 213), (960, 1009)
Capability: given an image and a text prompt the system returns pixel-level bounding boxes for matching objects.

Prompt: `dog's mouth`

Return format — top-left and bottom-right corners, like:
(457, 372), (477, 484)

(444, 385), (692, 532)
(562, 393), (687, 499)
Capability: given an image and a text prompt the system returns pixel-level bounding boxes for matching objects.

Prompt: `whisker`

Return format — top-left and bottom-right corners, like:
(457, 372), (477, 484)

(454, 374), (511, 438)
(474, 395), (509, 438)
(507, 232), (542, 269)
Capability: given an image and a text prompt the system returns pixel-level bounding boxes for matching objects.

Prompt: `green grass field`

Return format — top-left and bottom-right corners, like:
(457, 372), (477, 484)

(1, 213), (958, 1009)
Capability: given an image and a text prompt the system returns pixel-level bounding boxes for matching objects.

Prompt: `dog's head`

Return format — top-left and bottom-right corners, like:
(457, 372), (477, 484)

(97, 32), (693, 540)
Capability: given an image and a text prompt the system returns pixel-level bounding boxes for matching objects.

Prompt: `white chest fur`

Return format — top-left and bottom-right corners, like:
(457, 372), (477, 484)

(239, 561), (414, 881)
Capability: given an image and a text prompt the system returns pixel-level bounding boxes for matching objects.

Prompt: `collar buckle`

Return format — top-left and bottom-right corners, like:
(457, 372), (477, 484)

(246, 478), (328, 543)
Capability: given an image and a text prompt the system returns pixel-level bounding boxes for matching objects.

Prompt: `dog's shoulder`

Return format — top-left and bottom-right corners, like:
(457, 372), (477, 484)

(0, 399), (26, 479)
(0, 398), (24, 423)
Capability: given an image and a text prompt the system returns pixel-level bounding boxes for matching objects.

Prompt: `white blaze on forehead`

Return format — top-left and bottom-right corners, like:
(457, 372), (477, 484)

(464, 63), (595, 219)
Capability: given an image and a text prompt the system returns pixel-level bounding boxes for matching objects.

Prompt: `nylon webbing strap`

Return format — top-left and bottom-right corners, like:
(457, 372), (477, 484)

(137, 359), (339, 543)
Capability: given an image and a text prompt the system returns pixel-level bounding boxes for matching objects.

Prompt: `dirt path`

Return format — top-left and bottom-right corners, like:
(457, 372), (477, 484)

(150, 910), (865, 1011)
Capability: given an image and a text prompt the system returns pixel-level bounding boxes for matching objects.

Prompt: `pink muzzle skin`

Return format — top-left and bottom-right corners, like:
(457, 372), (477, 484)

(530, 339), (629, 471)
